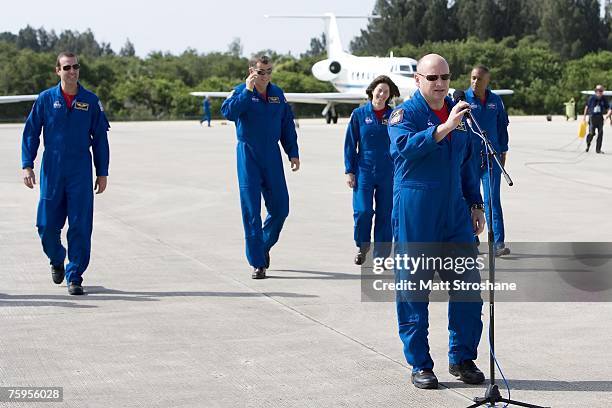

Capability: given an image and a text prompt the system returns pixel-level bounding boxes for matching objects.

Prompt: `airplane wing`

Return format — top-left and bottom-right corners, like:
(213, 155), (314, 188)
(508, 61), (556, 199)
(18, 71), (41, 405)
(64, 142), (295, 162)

(0, 95), (38, 104)
(581, 90), (612, 96)
(190, 91), (365, 105)
(284, 92), (365, 105)
(190, 91), (232, 98)
(448, 88), (514, 97)
(491, 89), (514, 96)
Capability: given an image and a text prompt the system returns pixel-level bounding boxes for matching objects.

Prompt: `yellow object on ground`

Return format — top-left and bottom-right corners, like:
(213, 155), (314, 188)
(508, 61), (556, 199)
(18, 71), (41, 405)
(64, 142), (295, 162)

(578, 120), (587, 138)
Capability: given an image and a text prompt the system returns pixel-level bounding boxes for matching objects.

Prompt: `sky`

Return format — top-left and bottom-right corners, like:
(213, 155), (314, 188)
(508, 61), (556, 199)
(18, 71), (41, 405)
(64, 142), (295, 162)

(1, 0), (378, 57)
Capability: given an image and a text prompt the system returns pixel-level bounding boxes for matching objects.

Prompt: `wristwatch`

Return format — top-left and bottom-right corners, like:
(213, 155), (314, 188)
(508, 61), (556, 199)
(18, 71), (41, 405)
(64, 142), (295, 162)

(470, 203), (485, 211)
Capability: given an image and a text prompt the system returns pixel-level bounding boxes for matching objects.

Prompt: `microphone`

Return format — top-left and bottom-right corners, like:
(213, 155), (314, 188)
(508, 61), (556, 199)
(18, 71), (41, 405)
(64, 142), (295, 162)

(452, 89), (466, 102)
(452, 90), (473, 120)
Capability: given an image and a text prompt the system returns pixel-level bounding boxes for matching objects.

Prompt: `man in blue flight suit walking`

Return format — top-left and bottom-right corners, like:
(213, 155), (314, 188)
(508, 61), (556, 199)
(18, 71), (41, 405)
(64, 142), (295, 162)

(22, 52), (110, 296)
(388, 54), (486, 389)
(200, 96), (211, 127)
(221, 55), (299, 279)
(465, 65), (510, 256)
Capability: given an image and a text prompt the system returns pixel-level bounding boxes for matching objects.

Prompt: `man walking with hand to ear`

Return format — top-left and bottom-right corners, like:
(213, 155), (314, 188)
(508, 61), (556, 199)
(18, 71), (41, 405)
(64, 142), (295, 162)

(222, 55), (300, 279)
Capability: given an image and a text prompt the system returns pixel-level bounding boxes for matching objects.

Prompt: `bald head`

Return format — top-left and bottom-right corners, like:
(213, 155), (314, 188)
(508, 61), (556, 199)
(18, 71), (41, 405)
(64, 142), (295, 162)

(415, 54), (451, 109)
(416, 54), (449, 75)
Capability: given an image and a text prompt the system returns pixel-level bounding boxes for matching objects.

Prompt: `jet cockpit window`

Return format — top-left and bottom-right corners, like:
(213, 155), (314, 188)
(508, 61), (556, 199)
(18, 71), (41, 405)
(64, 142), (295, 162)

(399, 65), (415, 78)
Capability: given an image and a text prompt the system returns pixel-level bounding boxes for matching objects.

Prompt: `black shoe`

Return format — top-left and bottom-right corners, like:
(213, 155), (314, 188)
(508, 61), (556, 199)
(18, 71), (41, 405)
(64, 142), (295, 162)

(265, 252), (270, 269)
(449, 360), (485, 384)
(411, 369), (439, 389)
(252, 267), (266, 279)
(597, 150), (604, 154)
(68, 283), (84, 296)
(586, 144), (590, 152)
(495, 246), (511, 257)
(51, 264), (65, 284)
(354, 247), (371, 265)
(354, 251), (365, 265)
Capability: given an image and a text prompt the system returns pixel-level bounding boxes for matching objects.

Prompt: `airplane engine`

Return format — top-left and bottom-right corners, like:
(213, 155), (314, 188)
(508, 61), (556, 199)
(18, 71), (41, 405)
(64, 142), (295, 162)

(312, 59), (342, 81)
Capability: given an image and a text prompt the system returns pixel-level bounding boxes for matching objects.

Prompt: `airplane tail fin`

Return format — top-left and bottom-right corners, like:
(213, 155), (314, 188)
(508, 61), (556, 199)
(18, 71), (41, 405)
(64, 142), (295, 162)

(264, 13), (374, 59)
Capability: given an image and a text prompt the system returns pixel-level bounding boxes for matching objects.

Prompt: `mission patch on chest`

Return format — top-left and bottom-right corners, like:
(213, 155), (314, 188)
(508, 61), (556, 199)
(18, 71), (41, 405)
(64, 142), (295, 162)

(75, 102), (89, 111)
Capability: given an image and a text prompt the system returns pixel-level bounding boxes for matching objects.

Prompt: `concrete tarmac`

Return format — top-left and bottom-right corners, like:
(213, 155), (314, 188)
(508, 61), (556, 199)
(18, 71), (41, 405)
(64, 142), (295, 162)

(1, 117), (611, 407)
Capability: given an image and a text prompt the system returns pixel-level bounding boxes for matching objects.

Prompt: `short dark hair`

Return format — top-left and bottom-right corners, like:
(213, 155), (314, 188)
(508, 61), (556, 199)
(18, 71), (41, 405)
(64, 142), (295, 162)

(472, 64), (490, 74)
(249, 55), (271, 67)
(56, 52), (77, 67)
(365, 75), (400, 105)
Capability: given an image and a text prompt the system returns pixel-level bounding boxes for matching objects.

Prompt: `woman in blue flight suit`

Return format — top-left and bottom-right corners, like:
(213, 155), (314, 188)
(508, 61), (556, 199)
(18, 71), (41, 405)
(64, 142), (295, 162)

(344, 76), (400, 264)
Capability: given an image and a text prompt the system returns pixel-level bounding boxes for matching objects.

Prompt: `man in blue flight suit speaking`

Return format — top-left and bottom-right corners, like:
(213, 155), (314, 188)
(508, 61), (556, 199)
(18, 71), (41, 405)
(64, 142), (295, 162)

(22, 52), (110, 295)
(388, 54), (486, 389)
(221, 55), (299, 279)
(465, 65), (510, 256)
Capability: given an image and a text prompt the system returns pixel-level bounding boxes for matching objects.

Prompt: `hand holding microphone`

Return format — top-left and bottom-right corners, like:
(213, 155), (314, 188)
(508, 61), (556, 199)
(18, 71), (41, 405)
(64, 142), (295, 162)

(434, 98), (471, 142)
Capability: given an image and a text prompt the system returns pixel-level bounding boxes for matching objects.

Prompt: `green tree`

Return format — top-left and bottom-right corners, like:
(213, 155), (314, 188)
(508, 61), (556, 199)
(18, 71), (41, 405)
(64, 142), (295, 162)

(16, 26), (41, 51)
(227, 38), (243, 57)
(538, 0), (605, 58)
(119, 39), (136, 57)
(453, 0), (501, 40)
(559, 51), (612, 103)
(301, 33), (327, 57)
(351, 0), (430, 55)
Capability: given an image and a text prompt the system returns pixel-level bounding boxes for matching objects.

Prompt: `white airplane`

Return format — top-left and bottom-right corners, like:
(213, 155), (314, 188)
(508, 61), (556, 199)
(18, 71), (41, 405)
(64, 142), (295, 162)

(581, 90), (612, 96)
(0, 95), (38, 104)
(191, 13), (514, 124)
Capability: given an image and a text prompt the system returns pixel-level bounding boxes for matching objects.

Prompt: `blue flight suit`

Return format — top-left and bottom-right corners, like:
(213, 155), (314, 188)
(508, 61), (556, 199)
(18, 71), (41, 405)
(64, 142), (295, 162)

(22, 83), (110, 285)
(465, 88), (509, 248)
(202, 98), (211, 126)
(344, 102), (393, 257)
(388, 90), (483, 372)
(221, 83), (299, 268)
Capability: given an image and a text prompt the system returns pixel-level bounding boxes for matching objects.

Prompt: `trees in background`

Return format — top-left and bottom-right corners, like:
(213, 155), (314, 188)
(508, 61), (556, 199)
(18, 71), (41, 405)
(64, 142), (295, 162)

(1, 3), (610, 121)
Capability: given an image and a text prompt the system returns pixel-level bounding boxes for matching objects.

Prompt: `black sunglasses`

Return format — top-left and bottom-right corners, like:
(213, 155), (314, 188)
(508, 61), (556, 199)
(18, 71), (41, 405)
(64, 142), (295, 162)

(417, 73), (451, 81)
(253, 68), (273, 76)
(61, 64), (80, 71)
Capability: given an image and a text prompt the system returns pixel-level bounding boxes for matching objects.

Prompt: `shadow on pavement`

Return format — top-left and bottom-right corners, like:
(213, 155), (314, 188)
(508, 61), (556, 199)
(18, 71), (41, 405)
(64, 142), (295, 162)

(442, 379), (612, 392)
(0, 287), (318, 308)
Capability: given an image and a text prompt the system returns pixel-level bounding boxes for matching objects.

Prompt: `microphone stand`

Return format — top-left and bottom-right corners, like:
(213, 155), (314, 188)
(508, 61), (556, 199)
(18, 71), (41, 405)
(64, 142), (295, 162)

(464, 113), (548, 408)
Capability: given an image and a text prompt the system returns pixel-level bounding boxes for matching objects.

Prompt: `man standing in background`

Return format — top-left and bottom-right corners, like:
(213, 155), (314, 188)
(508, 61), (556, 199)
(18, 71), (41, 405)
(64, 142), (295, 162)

(200, 96), (211, 127)
(465, 65), (510, 256)
(583, 85), (611, 154)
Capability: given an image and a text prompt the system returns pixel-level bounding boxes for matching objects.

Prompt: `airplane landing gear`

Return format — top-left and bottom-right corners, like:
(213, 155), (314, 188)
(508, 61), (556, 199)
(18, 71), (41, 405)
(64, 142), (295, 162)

(324, 103), (338, 124)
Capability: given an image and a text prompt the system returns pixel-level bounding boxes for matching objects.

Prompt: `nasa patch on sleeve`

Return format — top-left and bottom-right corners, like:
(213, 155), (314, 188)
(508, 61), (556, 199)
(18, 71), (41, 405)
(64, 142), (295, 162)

(389, 109), (404, 125)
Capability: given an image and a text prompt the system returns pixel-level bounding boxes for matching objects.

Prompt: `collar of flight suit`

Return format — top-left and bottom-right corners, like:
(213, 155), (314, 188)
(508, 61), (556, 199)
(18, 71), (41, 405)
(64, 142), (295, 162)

(364, 100), (391, 123)
(465, 87), (492, 105)
(412, 89), (453, 127)
(53, 82), (85, 109)
(253, 82), (274, 101)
